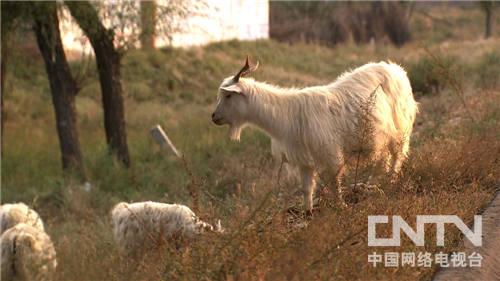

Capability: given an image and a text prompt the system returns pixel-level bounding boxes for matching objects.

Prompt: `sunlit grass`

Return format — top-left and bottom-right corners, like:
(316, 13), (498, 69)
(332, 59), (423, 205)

(2, 32), (499, 280)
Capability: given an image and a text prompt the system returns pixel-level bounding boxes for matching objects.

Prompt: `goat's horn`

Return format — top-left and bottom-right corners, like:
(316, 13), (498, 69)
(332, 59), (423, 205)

(249, 60), (259, 73)
(233, 55), (258, 83)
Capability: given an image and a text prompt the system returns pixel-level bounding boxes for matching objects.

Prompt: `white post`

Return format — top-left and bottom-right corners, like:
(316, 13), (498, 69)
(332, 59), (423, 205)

(150, 124), (182, 158)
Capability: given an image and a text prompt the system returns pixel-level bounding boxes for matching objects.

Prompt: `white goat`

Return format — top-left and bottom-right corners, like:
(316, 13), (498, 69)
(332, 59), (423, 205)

(211, 58), (418, 212)
(111, 202), (222, 257)
(0, 203), (45, 234)
(271, 139), (301, 186)
(1, 223), (57, 281)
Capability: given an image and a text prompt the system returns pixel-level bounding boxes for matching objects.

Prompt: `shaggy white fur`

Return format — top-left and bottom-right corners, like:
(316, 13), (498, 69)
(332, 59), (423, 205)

(212, 60), (418, 212)
(0, 203), (45, 234)
(1, 223), (57, 281)
(111, 201), (222, 257)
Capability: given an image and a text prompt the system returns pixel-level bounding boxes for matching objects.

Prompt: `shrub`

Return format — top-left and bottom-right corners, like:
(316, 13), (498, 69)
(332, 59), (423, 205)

(79, 81), (101, 99)
(408, 54), (461, 96)
(474, 51), (500, 89)
(269, 2), (411, 47)
(125, 82), (153, 101)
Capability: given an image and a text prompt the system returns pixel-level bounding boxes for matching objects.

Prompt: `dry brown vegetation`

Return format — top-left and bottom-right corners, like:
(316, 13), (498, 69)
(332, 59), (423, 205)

(17, 42), (497, 280)
(2, 4), (500, 280)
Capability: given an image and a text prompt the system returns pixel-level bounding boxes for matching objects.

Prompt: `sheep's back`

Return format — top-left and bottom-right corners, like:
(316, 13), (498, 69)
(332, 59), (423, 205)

(110, 202), (201, 254)
(0, 203), (45, 234)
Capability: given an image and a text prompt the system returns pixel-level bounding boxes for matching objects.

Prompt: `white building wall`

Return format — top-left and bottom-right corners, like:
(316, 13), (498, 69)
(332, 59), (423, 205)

(60, 0), (268, 55)
(168, 0), (268, 47)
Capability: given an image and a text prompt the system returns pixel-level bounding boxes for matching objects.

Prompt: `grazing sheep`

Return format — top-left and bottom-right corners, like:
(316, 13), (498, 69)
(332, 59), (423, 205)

(0, 203), (45, 234)
(1, 223), (57, 281)
(111, 202), (222, 257)
(211, 58), (418, 212)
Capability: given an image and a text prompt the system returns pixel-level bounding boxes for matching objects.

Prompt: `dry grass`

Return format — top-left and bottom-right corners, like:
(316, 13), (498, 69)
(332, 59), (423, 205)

(46, 121), (498, 280)
(2, 15), (500, 281)
(41, 56), (500, 281)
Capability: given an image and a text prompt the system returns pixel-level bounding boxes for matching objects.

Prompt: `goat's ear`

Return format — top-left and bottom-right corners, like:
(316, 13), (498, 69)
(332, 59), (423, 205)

(220, 84), (243, 94)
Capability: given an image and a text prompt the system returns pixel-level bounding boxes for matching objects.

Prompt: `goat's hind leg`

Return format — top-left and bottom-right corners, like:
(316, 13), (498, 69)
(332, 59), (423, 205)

(389, 136), (410, 175)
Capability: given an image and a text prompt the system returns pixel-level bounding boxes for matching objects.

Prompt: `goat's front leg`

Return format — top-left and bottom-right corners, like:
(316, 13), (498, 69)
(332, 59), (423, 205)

(334, 165), (346, 206)
(300, 166), (317, 214)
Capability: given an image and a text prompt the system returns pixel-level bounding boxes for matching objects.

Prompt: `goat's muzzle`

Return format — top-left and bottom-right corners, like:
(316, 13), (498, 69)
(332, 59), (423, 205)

(211, 113), (224, 125)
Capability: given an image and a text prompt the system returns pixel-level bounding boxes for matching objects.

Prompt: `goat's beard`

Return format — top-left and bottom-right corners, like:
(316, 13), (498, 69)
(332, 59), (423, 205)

(229, 123), (244, 141)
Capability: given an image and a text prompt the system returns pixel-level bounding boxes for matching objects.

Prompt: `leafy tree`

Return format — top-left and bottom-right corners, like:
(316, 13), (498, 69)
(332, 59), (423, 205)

(1, 2), (86, 178)
(66, 1), (131, 167)
(32, 2), (86, 177)
(64, 0), (204, 166)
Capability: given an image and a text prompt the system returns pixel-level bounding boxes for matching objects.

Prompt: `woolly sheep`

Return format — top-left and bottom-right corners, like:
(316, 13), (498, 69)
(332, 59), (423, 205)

(211, 58), (418, 212)
(111, 201), (222, 257)
(1, 223), (57, 281)
(0, 203), (45, 234)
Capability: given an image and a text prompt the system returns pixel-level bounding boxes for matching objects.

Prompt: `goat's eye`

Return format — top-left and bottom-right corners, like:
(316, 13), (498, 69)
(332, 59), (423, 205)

(225, 94), (232, 99)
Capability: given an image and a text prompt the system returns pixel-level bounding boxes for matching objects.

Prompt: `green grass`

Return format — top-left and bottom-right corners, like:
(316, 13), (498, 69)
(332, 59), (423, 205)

(2, 28), (500, 281)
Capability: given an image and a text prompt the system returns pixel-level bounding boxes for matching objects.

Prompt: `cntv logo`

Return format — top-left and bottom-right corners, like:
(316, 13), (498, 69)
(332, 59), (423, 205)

(368, 215), (482, 247)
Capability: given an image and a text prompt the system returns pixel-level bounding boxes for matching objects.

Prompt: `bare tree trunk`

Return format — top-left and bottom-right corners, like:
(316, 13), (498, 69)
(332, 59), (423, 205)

(66, 1), (131, 167)
(485, 4), (492, 38)
(33, 2), (86, 178)
(140, 0), (156, 49)
(481, 1), (494, 39)
(1, 36), (6, 160)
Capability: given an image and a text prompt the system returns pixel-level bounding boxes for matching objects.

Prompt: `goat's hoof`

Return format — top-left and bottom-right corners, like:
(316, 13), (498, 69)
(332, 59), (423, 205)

(305, 210), (314, 219)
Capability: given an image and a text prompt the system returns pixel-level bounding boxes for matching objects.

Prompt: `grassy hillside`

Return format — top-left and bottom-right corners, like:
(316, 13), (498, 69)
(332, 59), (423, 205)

(2, 36), (500, 280)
